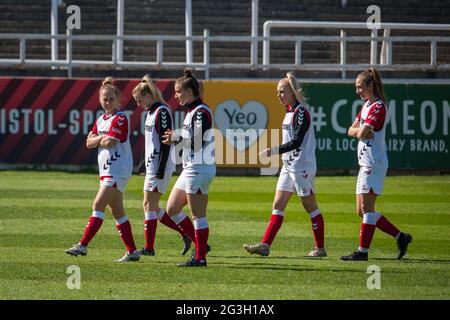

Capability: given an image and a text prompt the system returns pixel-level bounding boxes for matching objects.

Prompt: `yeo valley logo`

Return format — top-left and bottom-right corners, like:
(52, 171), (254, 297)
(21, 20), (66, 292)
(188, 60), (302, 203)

(215, 100), (268, 151)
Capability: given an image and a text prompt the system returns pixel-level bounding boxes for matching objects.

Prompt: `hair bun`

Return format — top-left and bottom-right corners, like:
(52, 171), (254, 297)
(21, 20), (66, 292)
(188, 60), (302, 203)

(183, 68), (194, 78)
(102, 76), (114, 86)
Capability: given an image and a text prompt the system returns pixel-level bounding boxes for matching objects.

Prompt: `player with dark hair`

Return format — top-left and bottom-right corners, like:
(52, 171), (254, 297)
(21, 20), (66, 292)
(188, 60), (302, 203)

(162, 69), (215, 267)
(341, 67), (412, 261)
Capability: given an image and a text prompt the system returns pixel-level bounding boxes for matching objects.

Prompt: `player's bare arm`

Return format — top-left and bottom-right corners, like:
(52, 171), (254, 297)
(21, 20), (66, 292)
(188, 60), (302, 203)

(99, 135), (117, 148)
(259, 148), (271, 158)
(347, 120), (359, 137)
(86, 132), (103, 149)
(356, 124), (374, 140)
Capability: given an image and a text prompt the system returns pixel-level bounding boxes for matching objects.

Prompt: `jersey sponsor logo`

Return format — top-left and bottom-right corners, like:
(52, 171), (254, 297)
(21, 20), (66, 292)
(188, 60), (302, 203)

(145, 124), (154, 132)
(282, 124), (290, 130)
(112, 127), (122, 135)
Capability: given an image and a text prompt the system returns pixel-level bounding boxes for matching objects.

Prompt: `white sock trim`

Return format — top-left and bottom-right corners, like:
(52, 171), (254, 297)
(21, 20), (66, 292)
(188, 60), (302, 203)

(309, 208), (321, 219)
(193, 217), (209, 230)
(92, 211), (105, 219)
(272, 209), (285, 216)
(362, 212), (381, 225)
(358, 247), (369, 253)
(157, 209), (165, 220)
(115, 215), (129, 225)
(145, 211), (158, 221)
(171, 211), (187, 225)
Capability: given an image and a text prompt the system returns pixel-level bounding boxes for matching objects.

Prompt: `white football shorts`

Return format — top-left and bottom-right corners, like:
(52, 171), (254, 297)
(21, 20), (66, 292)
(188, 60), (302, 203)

(143, 171), (172, 194)
(356, 166), (387, 195)
(100, 176), (129, 193)
(276, 166), (316, 197)
(174, 167), (216, 195)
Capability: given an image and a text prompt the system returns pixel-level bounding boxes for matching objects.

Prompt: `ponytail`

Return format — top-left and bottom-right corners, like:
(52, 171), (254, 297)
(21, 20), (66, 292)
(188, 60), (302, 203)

(132, 74), (167, 105)
(357, 67), (385, 102)
(99, 76), (121, 101)
(285, 72), (307, 103)
(175, 68), (201, 98)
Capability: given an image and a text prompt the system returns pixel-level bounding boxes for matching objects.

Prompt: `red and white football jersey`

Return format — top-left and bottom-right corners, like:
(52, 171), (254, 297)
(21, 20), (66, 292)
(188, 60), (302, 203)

(91, 111), (133, 179)
(355, 99), (388, 169)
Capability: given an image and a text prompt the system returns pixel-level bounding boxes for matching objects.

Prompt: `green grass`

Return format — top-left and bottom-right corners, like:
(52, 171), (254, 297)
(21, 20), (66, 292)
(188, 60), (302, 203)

(0, 171), (449, 300)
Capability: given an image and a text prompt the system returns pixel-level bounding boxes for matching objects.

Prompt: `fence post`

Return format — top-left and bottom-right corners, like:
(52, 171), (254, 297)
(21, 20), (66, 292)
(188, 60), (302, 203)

(66, 29), (73, 77)
(51, 0), (59, 69)
(19, 38), (26, 63)
(185, 0), (193, 64)
(340, 30), (346, 79)
(251, 0), (259, 67)
(431, 40), (437, 66)
(370, 29), (378, 65)
(116, 0), (124, 62)
(203, 29), (210, 80)
(380, 28), (390, 65)
(156, 39), (163, 66)
(295, 41), (302, 66)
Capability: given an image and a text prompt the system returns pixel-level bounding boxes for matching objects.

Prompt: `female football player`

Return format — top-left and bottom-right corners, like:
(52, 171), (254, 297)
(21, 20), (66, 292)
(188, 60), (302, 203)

(340, 67), (412, 261)
(65, 77), (140, 262)
(132, 75), (192, 256)
(162, 69), (215, 267)
(244, 72), (327, 258)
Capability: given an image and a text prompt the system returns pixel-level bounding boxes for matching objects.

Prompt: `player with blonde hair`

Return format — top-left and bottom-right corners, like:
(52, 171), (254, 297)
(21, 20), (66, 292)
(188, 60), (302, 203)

(244, 72), (327, 258)
(132, 75), (192, 256)
(65, 77), (140, 262)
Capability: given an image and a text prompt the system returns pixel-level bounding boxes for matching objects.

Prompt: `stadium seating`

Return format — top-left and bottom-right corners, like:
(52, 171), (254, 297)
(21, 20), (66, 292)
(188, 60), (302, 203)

(0, 0), (449, 78)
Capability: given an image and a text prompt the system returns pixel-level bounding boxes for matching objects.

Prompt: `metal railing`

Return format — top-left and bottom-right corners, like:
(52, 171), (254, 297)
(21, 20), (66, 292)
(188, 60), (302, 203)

(0, 21), (449, 79)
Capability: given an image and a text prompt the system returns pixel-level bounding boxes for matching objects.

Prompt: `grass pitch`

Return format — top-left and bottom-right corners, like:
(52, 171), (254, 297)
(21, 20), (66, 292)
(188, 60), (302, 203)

(0, 171), (449, 300)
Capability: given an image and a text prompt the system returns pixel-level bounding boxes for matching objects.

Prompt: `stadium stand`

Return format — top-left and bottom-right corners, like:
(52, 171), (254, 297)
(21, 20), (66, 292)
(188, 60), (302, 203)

(0, 0), (449, 78)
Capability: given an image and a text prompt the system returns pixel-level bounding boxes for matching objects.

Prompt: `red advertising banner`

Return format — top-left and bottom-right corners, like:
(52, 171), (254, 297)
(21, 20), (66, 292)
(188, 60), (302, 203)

(0, 77), (176, 166)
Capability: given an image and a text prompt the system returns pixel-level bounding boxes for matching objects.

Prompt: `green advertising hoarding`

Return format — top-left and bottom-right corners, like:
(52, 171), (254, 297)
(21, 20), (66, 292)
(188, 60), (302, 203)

(302, 83), (450, 170)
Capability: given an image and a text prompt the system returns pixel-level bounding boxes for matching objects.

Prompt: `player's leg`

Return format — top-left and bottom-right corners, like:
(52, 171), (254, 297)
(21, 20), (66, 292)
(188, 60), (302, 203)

(244, 168), (293, 256)
(244, 190), (292, 257)
(177, 169), (215, 267)
(140, 190), (161, 255)
(65, 185), (111, 256)
(300, 193), (326, 257)
(108, 185), (139, 262)
(367, 168), (412, 258)
(264, 190), (292, 246)
(356, 194), (363, 218)
(294, 169), (326, 257)
(183, 193), (209, 266)
(166, 183), (196, 244)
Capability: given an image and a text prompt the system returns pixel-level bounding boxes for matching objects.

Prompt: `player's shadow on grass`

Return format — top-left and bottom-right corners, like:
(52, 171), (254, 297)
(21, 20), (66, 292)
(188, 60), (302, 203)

(371, 257), (450, 264)
(219, 262), (408, 274)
